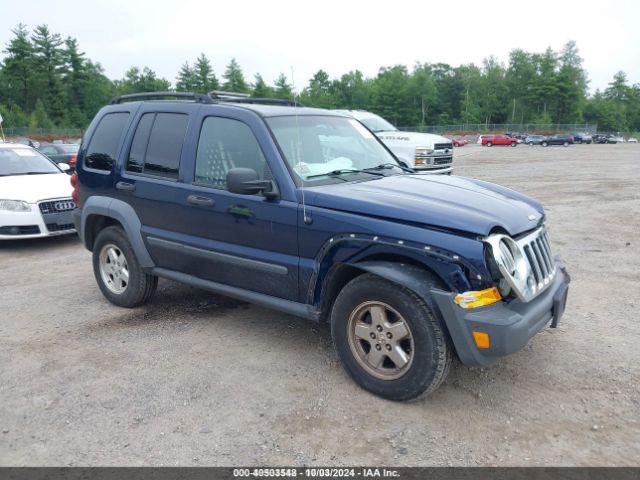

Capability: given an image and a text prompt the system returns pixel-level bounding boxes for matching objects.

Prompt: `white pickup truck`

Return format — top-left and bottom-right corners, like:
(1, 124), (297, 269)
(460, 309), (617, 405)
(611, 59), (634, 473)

(334, 110), (453, 174)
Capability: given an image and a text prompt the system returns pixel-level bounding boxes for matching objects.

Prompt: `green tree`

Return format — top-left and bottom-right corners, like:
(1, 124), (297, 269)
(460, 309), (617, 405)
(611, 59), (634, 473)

(1, 24), (35, 112)
(193, 54), (218, 92)
(300, 69), (333, 108)
(273, 73), (292, 98)
(252, 73), (273, 97)
(222, 58), (248, 93)
(175, 62), (197, 91)
(31, 24), (66, 123)
(28, 98), (53, 129)
(116, 66), (170, 94)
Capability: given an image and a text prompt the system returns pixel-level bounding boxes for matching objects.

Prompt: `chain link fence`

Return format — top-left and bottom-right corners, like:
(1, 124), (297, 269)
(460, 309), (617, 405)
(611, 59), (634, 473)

(398, 124), (598, 135)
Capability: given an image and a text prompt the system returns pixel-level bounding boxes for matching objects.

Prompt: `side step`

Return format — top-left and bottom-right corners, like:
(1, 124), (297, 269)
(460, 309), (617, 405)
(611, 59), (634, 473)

(152, 267), (320, 321)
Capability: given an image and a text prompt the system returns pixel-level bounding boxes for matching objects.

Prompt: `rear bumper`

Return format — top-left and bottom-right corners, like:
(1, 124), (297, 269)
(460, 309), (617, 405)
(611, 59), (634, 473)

(432, 259), (570, 366)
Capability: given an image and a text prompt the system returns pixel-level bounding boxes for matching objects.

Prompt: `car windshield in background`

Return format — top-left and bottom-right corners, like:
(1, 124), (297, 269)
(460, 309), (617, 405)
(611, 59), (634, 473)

(59, 144), (79, 153)
(0, 147), (61, 176)
(266, 115), (402, 184)
(357, 114), (397, 133)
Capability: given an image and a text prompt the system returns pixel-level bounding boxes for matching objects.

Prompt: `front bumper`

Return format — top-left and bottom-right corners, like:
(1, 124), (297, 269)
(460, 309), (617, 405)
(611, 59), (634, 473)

(432, 259), (570, 366)
(0, 201), (76, 240)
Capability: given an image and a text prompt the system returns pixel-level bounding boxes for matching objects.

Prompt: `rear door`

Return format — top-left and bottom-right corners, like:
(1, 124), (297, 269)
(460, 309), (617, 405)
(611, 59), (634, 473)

(114, 103), (193, 267)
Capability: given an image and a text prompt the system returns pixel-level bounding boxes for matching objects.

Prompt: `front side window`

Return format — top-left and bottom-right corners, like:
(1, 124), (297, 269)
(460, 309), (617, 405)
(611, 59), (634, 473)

(194, 116), (268, 189)
(266, 115), (401, 184)
(85, 112), (130, 171)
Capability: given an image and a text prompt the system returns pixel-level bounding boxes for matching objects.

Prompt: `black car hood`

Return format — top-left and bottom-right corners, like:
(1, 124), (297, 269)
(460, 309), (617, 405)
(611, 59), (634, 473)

(305, 174), (545, 237)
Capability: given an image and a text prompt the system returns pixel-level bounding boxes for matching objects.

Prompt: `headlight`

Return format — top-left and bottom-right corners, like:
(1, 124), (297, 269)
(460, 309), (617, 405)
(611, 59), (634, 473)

(0, 200), (31, 212)
(415, 146), (434, 156)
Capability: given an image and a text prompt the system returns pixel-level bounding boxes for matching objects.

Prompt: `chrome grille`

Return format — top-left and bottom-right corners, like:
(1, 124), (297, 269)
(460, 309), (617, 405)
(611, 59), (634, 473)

(521, 229), (555, 289)
(484, 226), (556, 302)
(434, 142), (453, 150)
(39, 198), (76, 214)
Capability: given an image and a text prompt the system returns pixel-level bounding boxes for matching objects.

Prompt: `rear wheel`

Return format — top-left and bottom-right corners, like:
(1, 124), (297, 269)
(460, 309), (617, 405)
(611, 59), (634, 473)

(331, 274), (452, 401)
(93, 226), (157, 307)
(563, 141), (569, 146)
(510, 141), (517, 147)
(528, 141), (534, 146)
(541, 141), (548, 147)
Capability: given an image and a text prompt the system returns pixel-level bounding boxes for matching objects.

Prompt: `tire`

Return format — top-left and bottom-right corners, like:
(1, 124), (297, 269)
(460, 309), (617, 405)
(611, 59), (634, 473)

(92, 226), (158, 307)
(510, 142), (517, 147)
(486, 141), (493, 147)
(541, 141), (548, 147)
(528, 142), (534, 146)
(331, 273), (452, 401)
(563, 141), (569, 146)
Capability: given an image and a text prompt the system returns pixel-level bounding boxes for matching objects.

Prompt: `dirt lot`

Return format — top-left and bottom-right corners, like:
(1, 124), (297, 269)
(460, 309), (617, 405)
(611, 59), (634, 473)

(1, 144), (639, 466)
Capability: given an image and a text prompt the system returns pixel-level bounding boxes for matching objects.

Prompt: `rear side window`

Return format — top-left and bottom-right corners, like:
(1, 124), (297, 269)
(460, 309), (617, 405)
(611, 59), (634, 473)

(194, 116), (268, 189)
(85, 112), (130, 171)
(126, 113), (188, 180)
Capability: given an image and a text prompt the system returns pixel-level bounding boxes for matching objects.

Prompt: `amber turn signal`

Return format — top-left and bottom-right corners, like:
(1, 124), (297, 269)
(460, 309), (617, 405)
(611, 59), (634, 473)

(472, 331), (491, 349)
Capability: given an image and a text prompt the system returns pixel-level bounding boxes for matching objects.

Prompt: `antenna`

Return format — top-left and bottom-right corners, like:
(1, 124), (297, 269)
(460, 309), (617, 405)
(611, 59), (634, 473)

(291, 66), (311, 225)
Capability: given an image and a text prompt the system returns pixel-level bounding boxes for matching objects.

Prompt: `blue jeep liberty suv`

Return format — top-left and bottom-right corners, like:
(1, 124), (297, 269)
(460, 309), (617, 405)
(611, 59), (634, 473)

(72, 91), (570, 400)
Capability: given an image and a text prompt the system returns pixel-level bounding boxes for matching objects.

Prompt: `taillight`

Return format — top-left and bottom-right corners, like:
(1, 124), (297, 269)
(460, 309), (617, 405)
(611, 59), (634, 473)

(69, 154), (77, 166)
(70, 172), (80, 207)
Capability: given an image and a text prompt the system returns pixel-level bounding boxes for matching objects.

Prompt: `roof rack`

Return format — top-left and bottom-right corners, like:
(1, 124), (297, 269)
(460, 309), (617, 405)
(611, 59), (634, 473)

(107, 90), (304, 107)
(209, 90), (303, 107)
(109, 91), (215, 105)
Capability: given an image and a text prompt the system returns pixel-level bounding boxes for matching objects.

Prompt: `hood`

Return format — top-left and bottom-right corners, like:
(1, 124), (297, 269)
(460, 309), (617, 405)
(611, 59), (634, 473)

(376, 131), (452, 147)
(0, 173), (73, 203)
(306, 174), (544, 237)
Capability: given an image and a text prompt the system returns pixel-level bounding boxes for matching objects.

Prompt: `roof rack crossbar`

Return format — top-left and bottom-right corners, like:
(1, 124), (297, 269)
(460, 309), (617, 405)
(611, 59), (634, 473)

(109, 91), (215, 105)
(208, 90), (251, 99)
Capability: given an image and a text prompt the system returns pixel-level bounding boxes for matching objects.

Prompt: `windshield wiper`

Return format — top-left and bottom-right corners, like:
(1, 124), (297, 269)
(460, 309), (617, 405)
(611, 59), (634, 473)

(363, 163), (415, 174)
(305, 168), (385, 180)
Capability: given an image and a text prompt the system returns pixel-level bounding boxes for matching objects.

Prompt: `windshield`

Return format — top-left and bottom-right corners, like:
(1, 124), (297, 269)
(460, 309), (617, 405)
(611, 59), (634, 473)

(357, 114), (397, 133)
(59, 144), (79, 153)
(266, 115), (402, 184)
(0, 147), (61, 176)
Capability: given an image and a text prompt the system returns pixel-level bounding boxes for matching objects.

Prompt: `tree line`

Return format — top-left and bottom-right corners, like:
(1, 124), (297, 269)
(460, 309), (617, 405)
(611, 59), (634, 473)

(1, 23), (638, 133)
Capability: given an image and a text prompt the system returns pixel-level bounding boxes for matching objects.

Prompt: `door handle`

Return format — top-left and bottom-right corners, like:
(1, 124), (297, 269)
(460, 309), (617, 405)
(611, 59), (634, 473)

(187, 195), (215, 207)
(116, 181), (135, 192)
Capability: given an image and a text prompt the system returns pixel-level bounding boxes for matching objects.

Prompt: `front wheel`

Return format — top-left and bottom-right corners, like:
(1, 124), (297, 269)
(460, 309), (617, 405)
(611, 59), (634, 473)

(528, 142), (534, 146)
(563, 141), (569, 146)
(510, 141), (517, 147)
(541, 141), (548, 147)
(331, 274), (452, 401)
(92, 226), (157, 307)
(486, 141), (493, 147)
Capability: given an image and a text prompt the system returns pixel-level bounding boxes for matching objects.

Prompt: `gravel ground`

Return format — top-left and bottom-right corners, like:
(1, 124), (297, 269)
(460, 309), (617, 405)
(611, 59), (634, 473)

(1, 143), (639, 466)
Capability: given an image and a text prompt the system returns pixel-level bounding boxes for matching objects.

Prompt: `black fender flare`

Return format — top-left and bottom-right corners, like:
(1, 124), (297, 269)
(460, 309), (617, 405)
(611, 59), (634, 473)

(78, 196), (155, 269)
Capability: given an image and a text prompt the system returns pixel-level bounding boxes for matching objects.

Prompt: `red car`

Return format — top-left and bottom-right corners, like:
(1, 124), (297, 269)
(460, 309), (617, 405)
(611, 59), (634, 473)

(481, 134), (518, 147)
(448, 136), (468, 147)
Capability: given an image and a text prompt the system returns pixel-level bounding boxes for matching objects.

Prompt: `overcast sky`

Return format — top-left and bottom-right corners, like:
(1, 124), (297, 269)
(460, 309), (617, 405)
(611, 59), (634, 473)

(1, 0), (638, 94)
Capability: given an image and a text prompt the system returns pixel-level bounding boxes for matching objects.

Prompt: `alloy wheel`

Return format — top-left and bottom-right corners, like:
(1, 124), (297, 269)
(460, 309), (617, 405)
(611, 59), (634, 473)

(347, 301), (414, 380)
(99, 243), (129, 294)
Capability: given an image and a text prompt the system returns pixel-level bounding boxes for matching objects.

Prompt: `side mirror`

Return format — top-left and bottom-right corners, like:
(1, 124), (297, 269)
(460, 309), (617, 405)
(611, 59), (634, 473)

(59, 163), (71, 172)
(226, 168), (279, 200)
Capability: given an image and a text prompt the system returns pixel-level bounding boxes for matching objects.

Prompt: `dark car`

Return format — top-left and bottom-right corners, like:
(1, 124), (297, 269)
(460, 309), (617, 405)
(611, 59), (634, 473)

(571, 133), (592, 144)
(71, 91), (570, 400)
(593, 134), (617, 144)
(38, 143), (79, 172)
(524, 134), (545, 145)
(541, 134), (574, 147)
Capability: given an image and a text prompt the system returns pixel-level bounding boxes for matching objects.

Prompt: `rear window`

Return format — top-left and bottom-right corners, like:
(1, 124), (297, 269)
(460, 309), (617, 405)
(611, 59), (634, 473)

(85, 112), (130, 171)
(126, 113), (188, 180)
